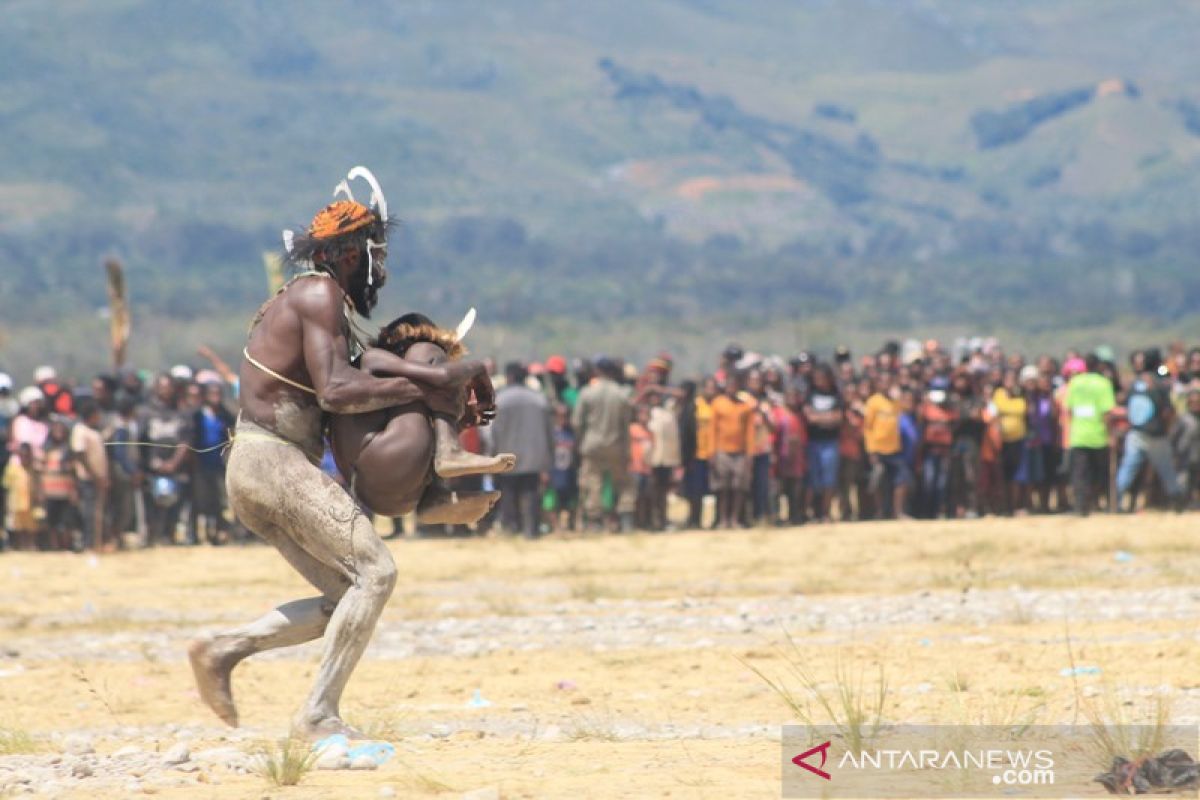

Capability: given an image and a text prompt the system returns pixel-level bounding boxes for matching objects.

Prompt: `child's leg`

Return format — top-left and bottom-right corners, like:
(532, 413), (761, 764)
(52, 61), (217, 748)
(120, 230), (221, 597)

(433, 416), (517, 479)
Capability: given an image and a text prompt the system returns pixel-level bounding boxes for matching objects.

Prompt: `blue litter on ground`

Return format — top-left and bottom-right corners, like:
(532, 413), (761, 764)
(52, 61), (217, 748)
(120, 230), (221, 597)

(1114, 550), (1135, 563)
(467, 688), (493, 708)
(347, 741), (396, 765)
(1059, 666), (1102, 677)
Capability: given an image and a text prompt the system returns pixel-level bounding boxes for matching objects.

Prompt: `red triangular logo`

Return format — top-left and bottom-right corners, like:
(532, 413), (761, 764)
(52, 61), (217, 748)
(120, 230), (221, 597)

(793, 740), (832, 780)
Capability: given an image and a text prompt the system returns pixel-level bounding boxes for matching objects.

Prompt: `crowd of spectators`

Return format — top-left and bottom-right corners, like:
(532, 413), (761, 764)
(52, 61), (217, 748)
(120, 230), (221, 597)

(4, 336), (1199, 550)
(1, 358), (237, 552)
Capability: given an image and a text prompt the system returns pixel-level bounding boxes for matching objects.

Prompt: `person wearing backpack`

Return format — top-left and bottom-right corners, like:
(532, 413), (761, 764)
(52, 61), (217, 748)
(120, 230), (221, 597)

(1115, 350), (1186, 512)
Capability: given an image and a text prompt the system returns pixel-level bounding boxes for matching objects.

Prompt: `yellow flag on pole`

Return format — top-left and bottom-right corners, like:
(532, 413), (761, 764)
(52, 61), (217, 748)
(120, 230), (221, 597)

(104, 258), (131, 369)
(263, 251), (285, 295)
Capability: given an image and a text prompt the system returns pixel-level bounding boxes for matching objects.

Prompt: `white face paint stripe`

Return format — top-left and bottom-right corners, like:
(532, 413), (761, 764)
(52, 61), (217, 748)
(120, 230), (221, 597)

(365, 238), (385, 287)
(282, 230), (295, 254)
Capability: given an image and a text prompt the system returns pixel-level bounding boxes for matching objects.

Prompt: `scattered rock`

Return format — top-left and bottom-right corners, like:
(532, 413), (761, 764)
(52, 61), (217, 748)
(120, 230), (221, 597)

(162, 743), (190, 766)
(112, 745), (142, 758)
(379, 787), (397, 798)
(71, 762), (93, 779)
(62, 734), (94, 756)
(461, 787), (500, 800)
(350, 755), (378, 770)
(537, 724), (563, 742)
(192, 746), (246, 767)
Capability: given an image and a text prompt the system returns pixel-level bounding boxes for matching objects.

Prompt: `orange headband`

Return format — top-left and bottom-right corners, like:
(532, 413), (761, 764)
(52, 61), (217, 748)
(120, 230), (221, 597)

(308, 200), (375, 240)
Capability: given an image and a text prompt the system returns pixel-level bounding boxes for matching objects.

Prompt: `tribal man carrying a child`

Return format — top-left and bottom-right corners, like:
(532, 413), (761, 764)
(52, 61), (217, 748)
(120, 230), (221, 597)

(188, 167), (513, 738)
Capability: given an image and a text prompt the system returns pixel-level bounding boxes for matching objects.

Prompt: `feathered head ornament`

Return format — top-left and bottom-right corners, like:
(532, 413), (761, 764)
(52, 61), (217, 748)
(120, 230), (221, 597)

(283, 166), (393, 287)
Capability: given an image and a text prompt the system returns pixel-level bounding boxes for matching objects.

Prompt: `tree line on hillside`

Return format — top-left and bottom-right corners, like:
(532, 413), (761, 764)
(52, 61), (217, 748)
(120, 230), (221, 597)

(3, 210), (1200, 333)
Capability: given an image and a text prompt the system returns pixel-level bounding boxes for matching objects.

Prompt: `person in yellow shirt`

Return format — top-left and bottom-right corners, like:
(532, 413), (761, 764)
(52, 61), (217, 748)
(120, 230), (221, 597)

(681, 377), (718, 529)
(992, 368), (1030, 515)
(708, 375), (754, 529)
(863, 373), (911, 519)
(3, 442), (39, 551)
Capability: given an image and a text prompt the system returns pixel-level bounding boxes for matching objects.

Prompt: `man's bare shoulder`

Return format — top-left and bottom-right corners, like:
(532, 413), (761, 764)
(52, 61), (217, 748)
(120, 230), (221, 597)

(284, 275), (345, 320)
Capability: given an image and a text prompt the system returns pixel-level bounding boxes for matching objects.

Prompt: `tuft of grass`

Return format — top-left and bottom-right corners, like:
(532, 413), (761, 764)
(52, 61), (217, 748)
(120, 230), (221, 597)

(251, 735), (317, 787)
(945, 669), (970, 693)
(70, 665), (130, 721)
(481, 593), (522, 617)
(567, 712), (621, 742)
(0, 725), (37, 755)
(568, 578), (614, 603)
(739, 632), (888, 752)
(349, 709), (415, 742)
(1082, 687), (1171, 765)
(393, 754), (457, 794)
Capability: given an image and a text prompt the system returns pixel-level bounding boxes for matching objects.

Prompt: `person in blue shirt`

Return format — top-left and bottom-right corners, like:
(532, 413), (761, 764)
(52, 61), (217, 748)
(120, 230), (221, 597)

(191, 382), (235, 544)
(897, 386), (920, 518)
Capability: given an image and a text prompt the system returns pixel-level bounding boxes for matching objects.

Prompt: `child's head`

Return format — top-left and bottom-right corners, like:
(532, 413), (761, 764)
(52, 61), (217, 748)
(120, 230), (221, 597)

(635, 404), (651, 424)
(48, 416), (69, 442)
(373, 313), (464, 360)
(17, 442), (32, 466)
(554, 403), (569, 427)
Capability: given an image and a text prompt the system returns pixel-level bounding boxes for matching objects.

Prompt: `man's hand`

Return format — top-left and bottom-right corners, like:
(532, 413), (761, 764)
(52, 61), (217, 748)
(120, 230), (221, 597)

(466, 372), (496, 417)
(441, 360), (488, 389)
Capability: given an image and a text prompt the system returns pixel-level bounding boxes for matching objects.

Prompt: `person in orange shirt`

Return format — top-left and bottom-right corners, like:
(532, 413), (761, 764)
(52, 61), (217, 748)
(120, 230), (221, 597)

(628, 404), (654, 530)
(863, 373), (911, 519)
(708, 374), (754, 529)
(742, 369), (776, 525)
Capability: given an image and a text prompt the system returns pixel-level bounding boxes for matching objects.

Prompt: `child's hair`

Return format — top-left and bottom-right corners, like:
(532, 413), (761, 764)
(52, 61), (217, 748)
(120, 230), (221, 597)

(372, 312), (465, 361)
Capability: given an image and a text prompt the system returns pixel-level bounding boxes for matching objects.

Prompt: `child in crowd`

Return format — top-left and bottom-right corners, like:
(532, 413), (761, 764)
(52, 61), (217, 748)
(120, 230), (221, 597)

(548, 403), (579, 533)
(41, 416), (77, 551)
(3, 443), (39, 551)
(628, 404), (654, 530)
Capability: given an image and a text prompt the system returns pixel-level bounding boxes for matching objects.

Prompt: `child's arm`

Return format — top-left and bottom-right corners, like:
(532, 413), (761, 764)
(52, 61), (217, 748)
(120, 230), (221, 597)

(360, 348), (495, 424)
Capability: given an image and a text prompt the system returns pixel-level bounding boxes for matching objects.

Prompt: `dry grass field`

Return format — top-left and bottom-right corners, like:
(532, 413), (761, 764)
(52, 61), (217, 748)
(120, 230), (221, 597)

(0, 513), (1197, 798)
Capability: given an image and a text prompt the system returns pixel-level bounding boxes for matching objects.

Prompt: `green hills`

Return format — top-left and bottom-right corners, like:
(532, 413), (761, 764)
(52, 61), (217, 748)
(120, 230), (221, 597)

(2, 0), (1200, 376)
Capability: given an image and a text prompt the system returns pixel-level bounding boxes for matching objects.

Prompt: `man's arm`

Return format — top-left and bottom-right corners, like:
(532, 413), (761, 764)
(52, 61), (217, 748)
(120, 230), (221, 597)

(294, 282), (457, 416)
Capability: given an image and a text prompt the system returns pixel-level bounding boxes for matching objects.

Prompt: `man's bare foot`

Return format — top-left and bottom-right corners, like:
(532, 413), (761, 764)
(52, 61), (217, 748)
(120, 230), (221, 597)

(294, 714), (367, 741)
(435, 451), (517, 479)
(417, 487), (501, 525)
(187, 638), (239, 727)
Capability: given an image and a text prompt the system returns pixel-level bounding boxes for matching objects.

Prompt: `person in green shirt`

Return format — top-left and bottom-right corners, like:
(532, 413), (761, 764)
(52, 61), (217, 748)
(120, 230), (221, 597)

(1065, 354), (1115, 516)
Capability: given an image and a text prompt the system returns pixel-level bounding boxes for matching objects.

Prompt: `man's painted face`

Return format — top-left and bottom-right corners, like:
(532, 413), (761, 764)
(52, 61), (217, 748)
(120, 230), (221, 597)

(346, 245), (386, 318)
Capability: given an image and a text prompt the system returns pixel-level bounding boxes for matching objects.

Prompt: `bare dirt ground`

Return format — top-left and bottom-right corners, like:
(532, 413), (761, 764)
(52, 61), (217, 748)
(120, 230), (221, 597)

(1, 513), (1198, 798)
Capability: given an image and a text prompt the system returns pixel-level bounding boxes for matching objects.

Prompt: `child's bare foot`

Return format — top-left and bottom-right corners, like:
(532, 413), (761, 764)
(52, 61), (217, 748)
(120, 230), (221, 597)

(435, 451), (516, 479)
